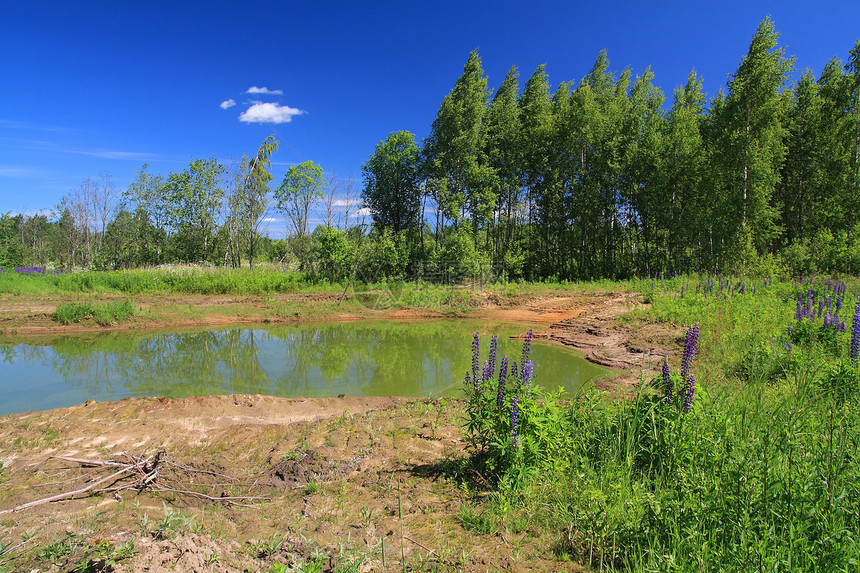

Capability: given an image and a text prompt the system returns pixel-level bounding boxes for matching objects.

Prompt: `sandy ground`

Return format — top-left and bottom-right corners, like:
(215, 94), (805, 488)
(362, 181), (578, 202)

(0, 292), (677, 571)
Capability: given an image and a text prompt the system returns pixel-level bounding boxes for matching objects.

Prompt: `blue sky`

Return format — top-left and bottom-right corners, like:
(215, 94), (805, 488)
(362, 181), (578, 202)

(2, 1), (858, 230)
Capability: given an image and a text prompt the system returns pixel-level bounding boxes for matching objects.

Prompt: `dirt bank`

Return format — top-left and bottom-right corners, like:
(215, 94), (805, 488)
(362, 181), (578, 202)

(0, 395), (571, 571)
(0, 291), (678, 571)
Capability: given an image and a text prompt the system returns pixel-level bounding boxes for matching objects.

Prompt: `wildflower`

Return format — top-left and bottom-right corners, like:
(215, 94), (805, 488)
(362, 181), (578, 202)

(510, 395), (519, 444)
(521, 329), (533, 367)
(482, 360), (492, 383)
(683, 374), (695, 413)
(497, 356), (508, 409)
(851, 302), (860, 364)
(522, 359), (533, 400)
(662, 358), (672, 403)
(488, 335), (498, 376)
(680, 324), (699, 380)
(471, 332), (480, 386)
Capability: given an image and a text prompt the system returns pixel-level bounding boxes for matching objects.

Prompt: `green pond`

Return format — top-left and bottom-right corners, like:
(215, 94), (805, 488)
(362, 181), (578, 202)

(0, 320), (606, 416)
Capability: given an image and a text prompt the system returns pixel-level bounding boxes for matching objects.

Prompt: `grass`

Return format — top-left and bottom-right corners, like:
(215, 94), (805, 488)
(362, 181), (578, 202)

(52, 300), (136, 325)
(461, 273), (860, 571)
(0, 266), (331, 296)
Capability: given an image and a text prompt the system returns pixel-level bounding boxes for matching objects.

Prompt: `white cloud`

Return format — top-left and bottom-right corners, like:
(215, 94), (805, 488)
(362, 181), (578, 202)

(239, 102), (305, 124)
(0, 166), (41, 178)
(350, 207), (375, 218)
(220, 99), (237, 109)
(262, 217), (284, 223)
(77, 149), (154, 160)
(332, 198), (363, 207)
(245, 86), (283, 95)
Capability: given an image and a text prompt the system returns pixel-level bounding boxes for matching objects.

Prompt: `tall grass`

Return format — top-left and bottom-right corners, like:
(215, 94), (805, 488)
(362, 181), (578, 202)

(462, 274), (860, 570)
(52, 300), (136, 326)
(0, 267), (329, 296)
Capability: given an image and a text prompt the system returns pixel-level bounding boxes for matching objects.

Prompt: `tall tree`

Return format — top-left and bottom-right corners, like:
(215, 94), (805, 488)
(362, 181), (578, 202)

(361, 130), (422, 237)
(658, 71), (707, 271)
(482, 65), (521, 265)
(125, 164), (170, 265)
(168, 157), (225, 262)
(423, 49), (491, 236)
(274, 160), (324, 269)
(709, 16), (794, 260)
(517, 63), (553, 277)
(233, 135), (279, 269)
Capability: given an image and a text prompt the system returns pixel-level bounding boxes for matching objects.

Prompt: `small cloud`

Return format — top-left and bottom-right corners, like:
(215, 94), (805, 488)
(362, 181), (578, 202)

(350, 207), (374, 218)
(262, 217), (283, 223)
(220, 99), (237, 109)
(333, 198), (363, 207)
(77, 149), (155, 161)
(246, 86), (283, 95)
(0, 166), (41, 178)
(239, 102), (305, 124)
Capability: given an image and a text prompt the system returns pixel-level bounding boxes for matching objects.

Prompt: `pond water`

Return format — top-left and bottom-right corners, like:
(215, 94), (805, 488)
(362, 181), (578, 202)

(0, 320), (606, 416)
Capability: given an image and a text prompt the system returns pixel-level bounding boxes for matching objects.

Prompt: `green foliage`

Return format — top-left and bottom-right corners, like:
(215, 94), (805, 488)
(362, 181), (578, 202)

(38, 533), (82, 563)
(462, 276), (860, 570)
(361, 130), (422, 237)
(275, 160), (325, 269)
(52, 300), (136, 326)
(0, 267), (325, 296)
(313, 226), (354, 282)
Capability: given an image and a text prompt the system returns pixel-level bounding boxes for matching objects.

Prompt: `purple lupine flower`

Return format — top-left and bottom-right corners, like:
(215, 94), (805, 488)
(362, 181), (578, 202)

(497, 356), (508, 409)
(680, 324), (699, 380)
(510, 361), (518, 383)
(488, 335), (498, 376)
(521, 328), (533, 367)
(522, 359), (534, 400)
(510, 395), (519, 443)
(471, 332), (480, 385)
(482, 360), (492, 383)
(662, 358), (672, 404)
(851, 302), (860, 364)
(683, 374), (695, 413)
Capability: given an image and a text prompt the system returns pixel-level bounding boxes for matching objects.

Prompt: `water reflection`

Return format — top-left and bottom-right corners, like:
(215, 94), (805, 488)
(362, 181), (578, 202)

(0, 320), (606, 415)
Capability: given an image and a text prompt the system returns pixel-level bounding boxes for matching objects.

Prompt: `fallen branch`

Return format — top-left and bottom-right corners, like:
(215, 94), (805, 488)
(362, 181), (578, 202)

(0, 450), (265, 514)
(0, 465), (135, 515)
(404, 536), (451, 565)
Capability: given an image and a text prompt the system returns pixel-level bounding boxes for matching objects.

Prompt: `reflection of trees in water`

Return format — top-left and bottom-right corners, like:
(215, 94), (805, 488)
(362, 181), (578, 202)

(1, 343), (46, 364)
(265, 321), (470, 397)
(2, 320), (566, 404)
(117, 329), (270, 398)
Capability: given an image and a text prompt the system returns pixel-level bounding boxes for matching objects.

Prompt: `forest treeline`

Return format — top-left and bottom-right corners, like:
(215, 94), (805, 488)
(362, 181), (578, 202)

(361, 17), (860, 279)
(2, 17), (859, 281)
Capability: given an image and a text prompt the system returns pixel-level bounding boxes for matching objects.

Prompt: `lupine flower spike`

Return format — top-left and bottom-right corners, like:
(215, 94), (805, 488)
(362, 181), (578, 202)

(470, 332), (480, 390)
(488, 335), (498, 376)
(521, 329), (533, 367)
(662, 358), (672, 404)
(680, 324), (699, 380)
(522, 359), (533, 400)
(510, 395), (520, 448)
(851, 301), (860, 365)
(683, 374), (696, 413)
(496, 356), (508, 409)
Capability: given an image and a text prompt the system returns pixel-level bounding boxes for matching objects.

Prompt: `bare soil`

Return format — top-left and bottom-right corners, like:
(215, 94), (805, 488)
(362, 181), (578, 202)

(0, 292), (677, 571)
